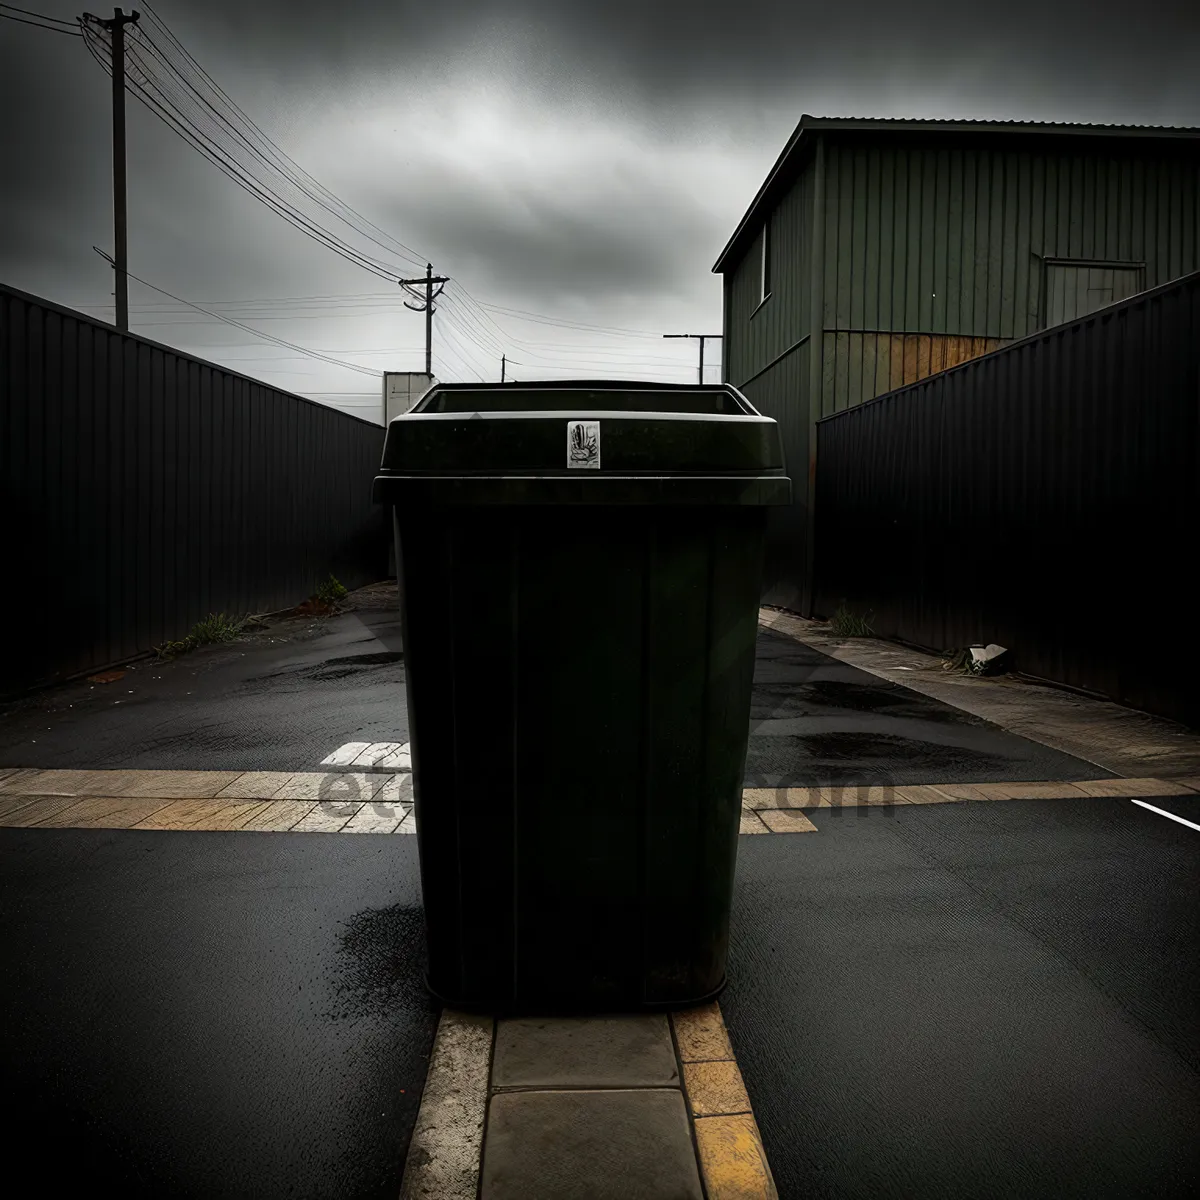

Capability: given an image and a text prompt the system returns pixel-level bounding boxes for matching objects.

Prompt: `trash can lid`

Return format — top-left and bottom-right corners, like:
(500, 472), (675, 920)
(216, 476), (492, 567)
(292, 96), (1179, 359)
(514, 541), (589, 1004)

(372, 381), (791, 507)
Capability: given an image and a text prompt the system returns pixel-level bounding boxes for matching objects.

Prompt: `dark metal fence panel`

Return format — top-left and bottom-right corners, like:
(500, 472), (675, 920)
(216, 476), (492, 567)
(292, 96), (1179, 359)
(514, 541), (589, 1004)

(1, 282), (388, 694)
(814, 270), (1200, 726)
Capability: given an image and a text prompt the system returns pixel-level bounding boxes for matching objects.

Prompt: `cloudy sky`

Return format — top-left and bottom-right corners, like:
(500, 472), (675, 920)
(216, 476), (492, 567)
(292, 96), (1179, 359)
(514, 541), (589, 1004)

(2, 0), (1198, 420)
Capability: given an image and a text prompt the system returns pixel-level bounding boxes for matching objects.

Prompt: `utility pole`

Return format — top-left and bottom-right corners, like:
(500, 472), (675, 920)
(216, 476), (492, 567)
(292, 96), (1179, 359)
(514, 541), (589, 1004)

(501, 354), (506, 382)
(399, 263), (449, 376)
(83, 8), (140, 331)
(663, 333), (722, 385)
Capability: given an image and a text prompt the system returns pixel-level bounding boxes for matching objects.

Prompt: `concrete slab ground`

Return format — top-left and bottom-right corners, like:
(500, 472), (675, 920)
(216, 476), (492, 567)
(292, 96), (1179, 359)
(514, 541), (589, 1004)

(401, 1007), (777, 1200)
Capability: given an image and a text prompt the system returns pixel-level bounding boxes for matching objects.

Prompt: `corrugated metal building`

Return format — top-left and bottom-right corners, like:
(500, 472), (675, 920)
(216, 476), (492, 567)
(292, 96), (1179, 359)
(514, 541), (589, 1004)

(713, 117), (1200, 613)
(811, 269), (1200, 725)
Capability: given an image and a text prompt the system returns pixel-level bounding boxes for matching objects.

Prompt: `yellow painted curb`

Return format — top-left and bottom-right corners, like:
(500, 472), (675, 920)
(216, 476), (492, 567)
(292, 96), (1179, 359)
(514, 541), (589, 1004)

(757, 810), (818, 834)
(671, 1003), (778, 1199)
(693, 1112), (778, 1199)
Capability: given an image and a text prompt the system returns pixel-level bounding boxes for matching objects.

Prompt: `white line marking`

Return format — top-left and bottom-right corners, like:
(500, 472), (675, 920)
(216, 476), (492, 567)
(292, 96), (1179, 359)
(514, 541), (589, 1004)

(352, 741), (405, 767)
(320, 742), (373, 766)
(320, 741), (410, 769)
(1131, 798), (1200, 832)
(375, 743), (411, 769)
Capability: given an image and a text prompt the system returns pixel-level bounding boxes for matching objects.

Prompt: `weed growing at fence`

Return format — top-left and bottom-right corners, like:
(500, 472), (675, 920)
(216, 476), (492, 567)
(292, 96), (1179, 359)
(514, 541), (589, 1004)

(155, 613), (246, 660)
(828, 603), (874, 638)
(314, 574), (348, 606)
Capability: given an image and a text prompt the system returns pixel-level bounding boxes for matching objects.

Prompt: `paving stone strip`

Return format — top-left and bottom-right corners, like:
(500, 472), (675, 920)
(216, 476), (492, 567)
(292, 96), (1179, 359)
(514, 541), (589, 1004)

(400, 1005), (777, 1200)
(1, 769), (1198, 832)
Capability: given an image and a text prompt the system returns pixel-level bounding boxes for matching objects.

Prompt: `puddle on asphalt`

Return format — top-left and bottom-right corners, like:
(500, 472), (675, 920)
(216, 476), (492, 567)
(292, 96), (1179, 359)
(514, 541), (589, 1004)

(322, 652), (404, 667)
(246, 650), (405, 684)
(328, 903), (428, 1021)
(745, 731), (1013, 783)
(751, 679), (975, 724)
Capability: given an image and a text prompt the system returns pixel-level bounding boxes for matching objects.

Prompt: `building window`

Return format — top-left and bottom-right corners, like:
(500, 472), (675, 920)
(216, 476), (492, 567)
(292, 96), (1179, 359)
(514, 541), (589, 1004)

(760, 218), (772, 302)
(1042, 260), (1145, 329)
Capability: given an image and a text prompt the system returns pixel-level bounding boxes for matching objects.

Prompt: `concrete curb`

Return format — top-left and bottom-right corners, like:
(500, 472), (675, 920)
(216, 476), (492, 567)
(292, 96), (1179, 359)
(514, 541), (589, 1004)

(399, 1011), (494, 1200)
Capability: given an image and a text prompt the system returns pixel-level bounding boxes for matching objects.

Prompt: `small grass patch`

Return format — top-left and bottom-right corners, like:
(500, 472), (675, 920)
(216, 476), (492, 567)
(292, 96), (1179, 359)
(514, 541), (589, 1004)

(156, 613), (247, 660)
(827, 603), (875, 638)
(314, 574), (348, 607)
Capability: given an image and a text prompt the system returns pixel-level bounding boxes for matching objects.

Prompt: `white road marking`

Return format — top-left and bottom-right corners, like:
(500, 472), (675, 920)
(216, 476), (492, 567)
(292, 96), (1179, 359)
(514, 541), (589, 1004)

(352, 741), (405, 767)
(375, 744), (412, 770)
(321, 741), (410, 769)
(1131, 798), (1200, 832)
(321, 742), (373, 766)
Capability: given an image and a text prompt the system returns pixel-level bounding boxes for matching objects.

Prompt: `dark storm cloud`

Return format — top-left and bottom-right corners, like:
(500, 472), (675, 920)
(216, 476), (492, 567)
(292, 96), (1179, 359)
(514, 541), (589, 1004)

(2, 0), (1198, 401)
(351, 144), (722, 303)
(206, 0), (1200, 115)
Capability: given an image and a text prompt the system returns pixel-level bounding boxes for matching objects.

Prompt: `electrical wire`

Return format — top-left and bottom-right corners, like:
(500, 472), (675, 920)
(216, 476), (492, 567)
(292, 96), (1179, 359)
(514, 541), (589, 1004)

(81, 23), (405, 284)
(127, 3), (425, 274)
(74, 3), (709, 382)
(136, 1), (427, 271)
(473, 298), (665, 339)
(0, 3), (74, 23)
(0, 5), (81, 33)
(91, 248), (382, 379)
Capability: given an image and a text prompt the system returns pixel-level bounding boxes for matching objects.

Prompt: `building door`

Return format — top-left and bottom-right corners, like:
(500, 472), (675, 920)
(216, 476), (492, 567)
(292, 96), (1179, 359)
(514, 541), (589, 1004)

(1043, 261), (1146, 328)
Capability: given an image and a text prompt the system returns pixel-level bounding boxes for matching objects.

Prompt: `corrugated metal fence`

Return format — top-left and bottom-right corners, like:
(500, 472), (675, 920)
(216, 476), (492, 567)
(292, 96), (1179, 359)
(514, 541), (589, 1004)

(1, 283), (389, 695)
(814, 269), (1200, 727)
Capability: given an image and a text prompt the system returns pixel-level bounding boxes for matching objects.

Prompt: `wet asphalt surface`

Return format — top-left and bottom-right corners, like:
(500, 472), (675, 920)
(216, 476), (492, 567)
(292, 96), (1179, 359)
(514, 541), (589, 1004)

(722, 795), (1200, 1199)
(0, 605), (1108, 787)
(6, 593), (1176, 1198)
(2, 796), (1195, 1198)
(0, 828), (436, 1199)
(0, 605), (409, 773)
(747, 626), (1111, 785)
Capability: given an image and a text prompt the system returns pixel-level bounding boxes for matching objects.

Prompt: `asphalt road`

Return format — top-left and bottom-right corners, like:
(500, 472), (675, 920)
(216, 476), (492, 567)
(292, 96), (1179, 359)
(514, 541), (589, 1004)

(3, 795), (1195, 1198)
(0, 604), (408, 773)
(722, 794), (1200, 1199)
(0, 603), (1107, 786)
(0, 828), (437, 1200)
(747, 627), (1109, 785)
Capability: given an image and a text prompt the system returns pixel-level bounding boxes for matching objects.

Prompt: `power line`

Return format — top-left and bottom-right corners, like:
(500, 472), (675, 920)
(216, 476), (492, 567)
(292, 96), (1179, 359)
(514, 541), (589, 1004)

(132, 1), (427, 273)
(663, 333), (723, 384)
(80, 21), (406, 282)
(473, 299), (664, 339)
(80, 20), (408, 286)
(71, 2), (713, 382)
(91, 248), (382, 379)
(0, 5), (81, 33)
(95, 14), (506, 378)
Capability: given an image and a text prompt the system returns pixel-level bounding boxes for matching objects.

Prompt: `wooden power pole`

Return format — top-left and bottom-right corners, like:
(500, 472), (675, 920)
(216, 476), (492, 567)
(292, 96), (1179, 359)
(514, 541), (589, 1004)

(400, 263), (449, 376)
(663, 333), (722, 384)
(84, 8), (141, 331)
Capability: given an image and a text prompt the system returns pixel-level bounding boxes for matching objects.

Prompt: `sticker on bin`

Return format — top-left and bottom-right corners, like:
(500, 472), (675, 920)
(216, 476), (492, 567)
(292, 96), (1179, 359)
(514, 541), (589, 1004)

(567, 420), (600, 469)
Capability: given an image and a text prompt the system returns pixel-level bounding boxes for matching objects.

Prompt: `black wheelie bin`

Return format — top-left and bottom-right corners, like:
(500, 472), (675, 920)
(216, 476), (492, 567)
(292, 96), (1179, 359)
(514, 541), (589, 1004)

(371, 380), (791, 1013)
